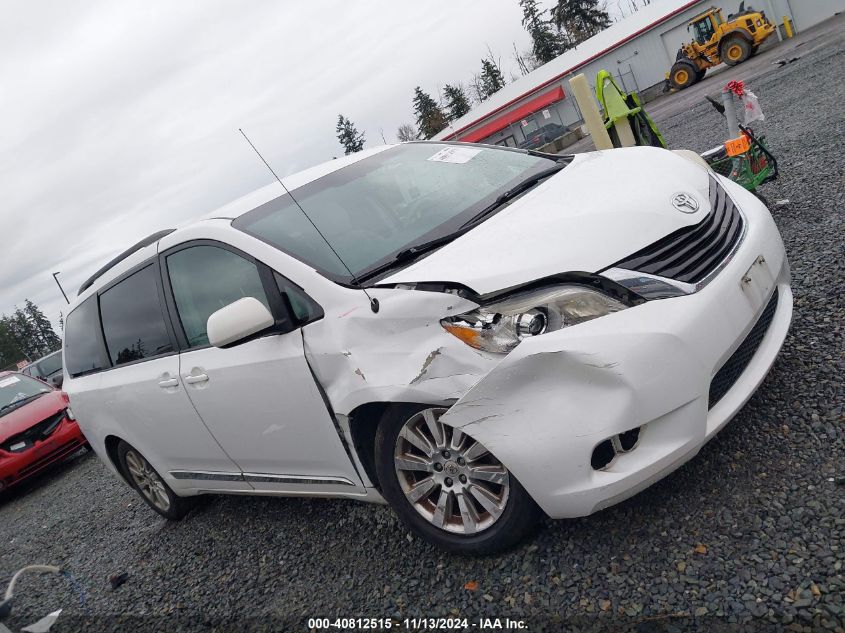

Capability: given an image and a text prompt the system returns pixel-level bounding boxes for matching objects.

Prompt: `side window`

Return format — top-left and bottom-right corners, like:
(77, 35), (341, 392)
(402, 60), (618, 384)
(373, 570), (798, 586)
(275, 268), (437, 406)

(273, 272), (323, 324)
(100, 265), (174, 366)
(166, 245), (271, 348)
(65, 296), (108, 377)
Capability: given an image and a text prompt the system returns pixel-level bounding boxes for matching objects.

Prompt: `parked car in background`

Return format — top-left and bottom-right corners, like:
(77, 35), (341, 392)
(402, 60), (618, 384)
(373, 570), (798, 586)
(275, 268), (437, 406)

(518, 122), (568, 150)
(21, 350), (64, 388)
(64, 142), (791, 553)
(0, 372), (86, 493)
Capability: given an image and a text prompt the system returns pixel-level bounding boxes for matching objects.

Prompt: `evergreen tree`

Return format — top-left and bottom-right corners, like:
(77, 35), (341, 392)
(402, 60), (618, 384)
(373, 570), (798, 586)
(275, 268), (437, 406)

(24, 299), (61, 353)
(552, 0), (612, 45)
(0, 318), (25, 368)
(396, 124), (418, 142)
(478, 57), (506, 100)
(0, 300), (63, 367)
(442, 84), (472, 121)
(412, 87), (448, 139)
(11, 308), (39, 359)
(520, 0), (568, 63)
(335, 114), (365, 155)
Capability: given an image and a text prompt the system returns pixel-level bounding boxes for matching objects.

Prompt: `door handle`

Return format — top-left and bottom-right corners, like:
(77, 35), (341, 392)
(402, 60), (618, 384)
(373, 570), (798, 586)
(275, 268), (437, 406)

(184, 373), (209, 385)
(158, 378), (179, 388)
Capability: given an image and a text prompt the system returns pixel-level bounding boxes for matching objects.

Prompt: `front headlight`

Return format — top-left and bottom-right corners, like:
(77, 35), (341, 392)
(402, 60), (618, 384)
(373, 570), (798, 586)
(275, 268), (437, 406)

(441, 285), (627, 353)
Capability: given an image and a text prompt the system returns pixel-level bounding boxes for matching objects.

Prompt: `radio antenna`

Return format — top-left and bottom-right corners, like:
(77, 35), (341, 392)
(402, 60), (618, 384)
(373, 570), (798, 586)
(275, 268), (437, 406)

(238, 128), (379, 313)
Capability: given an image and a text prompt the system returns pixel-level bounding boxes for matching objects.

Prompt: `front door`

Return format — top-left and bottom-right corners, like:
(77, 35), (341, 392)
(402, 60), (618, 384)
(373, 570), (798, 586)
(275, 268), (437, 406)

(161, 242), (362, 492)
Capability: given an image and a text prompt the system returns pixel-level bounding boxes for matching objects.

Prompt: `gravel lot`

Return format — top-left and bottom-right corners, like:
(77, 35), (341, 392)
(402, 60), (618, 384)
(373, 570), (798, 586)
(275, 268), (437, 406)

(2, 22), (843, 633)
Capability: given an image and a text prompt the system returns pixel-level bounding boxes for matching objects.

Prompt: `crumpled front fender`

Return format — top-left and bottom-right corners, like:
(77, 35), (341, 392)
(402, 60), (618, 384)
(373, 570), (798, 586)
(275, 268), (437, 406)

(303, 289), (500, 416)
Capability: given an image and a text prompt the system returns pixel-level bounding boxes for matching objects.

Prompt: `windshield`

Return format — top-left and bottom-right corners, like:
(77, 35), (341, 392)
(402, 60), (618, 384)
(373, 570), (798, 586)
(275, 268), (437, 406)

(34, 352), (62, 377)
(691, 17), (715, 44)
(233, 143), (559, 283)
(0, 373), (51, 415)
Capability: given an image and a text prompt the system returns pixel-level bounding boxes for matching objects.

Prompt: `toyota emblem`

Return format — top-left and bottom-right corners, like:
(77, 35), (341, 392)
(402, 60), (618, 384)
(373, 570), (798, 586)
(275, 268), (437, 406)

(671, 192), (699, 213)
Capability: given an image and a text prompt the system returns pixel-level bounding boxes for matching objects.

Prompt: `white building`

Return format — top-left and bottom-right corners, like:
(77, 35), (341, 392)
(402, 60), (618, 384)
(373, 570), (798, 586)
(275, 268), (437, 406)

(435, 0), (844, 147)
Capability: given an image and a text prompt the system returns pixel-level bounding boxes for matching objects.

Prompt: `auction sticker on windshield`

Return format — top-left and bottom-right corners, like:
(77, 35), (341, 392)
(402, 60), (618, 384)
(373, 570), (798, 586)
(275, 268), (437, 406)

(427, 146), (481, 164)
(0, 376), (20, 388)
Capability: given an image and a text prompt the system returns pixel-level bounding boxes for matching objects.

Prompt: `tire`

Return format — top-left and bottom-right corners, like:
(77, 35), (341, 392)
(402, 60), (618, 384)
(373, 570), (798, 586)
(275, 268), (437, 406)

(721, 36), (752, 66)
(374, 404), (541, 555)
(117, 440), (196, 520)
(669, 61), (697, 90)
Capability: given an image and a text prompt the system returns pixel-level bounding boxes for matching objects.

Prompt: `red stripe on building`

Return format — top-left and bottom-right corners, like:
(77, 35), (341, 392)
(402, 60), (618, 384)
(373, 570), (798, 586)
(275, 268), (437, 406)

(461, 87), (565, 143)
(444, 0), (701, 141)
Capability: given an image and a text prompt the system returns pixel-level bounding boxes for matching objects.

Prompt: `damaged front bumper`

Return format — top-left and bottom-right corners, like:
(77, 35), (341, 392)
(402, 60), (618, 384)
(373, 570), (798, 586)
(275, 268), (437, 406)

(440, 183), (792, 519)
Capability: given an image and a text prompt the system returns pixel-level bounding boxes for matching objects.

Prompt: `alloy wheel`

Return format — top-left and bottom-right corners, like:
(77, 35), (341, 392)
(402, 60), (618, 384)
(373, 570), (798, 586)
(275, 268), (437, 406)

(393, 408), (509, 535)
(125, 449), (171, 512)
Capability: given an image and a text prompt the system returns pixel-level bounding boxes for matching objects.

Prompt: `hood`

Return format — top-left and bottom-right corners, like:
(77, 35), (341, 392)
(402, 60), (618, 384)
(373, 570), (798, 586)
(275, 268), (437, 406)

(380, 146), (712, 295)
(0, 391), (68, 444)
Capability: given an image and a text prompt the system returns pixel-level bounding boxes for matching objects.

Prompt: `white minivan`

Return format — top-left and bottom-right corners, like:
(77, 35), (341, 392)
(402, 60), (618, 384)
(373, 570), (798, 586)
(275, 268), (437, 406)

(63, 142), (792, 553)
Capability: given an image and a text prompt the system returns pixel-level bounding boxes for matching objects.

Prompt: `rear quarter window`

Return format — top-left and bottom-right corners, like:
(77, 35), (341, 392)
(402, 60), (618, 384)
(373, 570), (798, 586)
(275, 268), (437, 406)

(64, 296), (108, 377)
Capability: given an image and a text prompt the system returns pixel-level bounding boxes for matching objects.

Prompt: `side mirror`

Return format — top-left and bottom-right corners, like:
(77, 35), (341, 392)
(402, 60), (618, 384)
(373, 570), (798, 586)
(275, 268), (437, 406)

(53, 375), (64, 389)
(207, 297), (275, 348)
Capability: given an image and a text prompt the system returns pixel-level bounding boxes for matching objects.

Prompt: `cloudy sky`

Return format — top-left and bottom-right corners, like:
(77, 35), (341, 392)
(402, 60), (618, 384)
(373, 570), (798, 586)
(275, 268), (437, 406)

(1, 0), (632, 330)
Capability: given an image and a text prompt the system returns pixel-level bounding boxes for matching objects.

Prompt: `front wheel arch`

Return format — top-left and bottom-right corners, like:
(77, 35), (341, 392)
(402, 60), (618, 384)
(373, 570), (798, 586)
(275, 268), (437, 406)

(348, 401), (391, 489)
(348, 401), (455, 491)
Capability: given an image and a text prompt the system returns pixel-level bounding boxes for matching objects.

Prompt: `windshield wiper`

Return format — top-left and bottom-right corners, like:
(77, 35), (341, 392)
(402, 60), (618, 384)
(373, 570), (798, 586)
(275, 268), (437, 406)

(354, 235), (460, 283)
(356, 161), (567, 284)
(394, 233), (461, 261)
(460, 163), (566, 229)
(0, 392), (45, 415)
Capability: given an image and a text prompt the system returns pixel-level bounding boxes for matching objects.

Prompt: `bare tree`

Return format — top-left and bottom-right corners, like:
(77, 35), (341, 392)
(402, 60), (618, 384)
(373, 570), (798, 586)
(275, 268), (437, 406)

(397, 124), (418, 142)
(469, 73), (485, 104)
(513, 42), (533, 76)
(513, 41), (544, 76)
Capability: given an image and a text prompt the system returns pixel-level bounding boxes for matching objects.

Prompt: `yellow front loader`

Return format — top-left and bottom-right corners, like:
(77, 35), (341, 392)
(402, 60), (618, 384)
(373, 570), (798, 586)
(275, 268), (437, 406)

(669, 3), (776, 90)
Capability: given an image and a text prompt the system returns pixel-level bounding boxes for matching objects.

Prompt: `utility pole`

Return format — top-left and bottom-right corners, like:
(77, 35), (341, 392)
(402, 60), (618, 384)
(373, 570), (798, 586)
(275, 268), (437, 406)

(52, 272), (69, 304)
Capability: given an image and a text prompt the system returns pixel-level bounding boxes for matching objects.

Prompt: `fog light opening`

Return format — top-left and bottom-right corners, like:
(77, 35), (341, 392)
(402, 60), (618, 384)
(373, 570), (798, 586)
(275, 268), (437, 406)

(591, 439), (615, 470)
(592, 425), (644, 470)
(617, 427), (641, 452)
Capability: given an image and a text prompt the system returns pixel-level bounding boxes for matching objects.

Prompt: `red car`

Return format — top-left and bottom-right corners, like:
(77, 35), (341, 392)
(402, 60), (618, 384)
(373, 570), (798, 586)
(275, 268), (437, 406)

(0, 371), (86, 493)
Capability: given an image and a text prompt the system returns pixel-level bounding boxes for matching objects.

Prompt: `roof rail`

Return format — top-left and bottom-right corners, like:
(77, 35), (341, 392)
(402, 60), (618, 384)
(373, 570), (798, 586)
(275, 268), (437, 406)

(77, 229), (176, 296)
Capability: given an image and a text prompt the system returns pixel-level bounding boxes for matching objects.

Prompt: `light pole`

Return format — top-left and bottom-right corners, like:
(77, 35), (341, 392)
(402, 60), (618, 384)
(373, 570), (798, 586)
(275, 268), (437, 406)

(52, 272), (69, 304)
